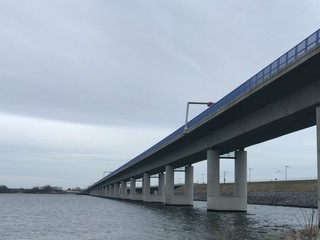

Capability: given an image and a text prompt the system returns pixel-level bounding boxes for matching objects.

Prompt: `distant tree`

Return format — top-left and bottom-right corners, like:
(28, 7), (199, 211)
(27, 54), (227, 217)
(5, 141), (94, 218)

(0, 185), (9, 193)
(28, 186), (40, 193)
(41, 185), (53, 193)
(21, 185), (64, 194)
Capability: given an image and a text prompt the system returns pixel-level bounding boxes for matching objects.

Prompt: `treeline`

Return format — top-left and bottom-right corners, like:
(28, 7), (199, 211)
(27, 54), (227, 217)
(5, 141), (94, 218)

(0, 185), (16, 193)
(0, 185), (79, 194)
(24, 185), (64, 194)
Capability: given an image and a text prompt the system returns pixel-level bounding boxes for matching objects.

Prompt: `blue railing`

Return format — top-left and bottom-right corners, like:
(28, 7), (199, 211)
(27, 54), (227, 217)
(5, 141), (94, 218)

(95, 29), (320, 186)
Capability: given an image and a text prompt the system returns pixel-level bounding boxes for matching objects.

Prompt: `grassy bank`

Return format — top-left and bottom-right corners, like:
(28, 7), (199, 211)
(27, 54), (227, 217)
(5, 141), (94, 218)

(176, 179), (317, 194)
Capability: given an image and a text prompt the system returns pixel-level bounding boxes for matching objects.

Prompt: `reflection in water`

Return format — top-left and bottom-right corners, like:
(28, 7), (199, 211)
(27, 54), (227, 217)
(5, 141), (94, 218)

(120, 200), (306, 239)
(0, 194), (313, 240)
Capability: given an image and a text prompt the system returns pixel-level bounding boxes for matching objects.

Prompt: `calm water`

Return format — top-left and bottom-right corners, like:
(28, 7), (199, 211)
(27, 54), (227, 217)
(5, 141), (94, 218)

(0, 194), (315, 239)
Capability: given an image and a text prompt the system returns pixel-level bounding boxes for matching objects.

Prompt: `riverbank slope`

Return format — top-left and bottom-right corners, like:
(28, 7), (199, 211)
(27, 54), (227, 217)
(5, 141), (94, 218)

(176, 180), (317, 208)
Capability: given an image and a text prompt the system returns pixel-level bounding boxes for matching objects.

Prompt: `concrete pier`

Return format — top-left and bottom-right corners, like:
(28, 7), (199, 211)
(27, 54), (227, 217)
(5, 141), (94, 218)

(235, 150), (247, 207)
(207, 149), (247, 212)
(165, 165), (174, 204)
(121, 181), (128, 199)
(105, 185), (109, 197)
(130, 177), (136, 200)
(165, 165), (193, 206)
(114, 183), (120, 198)
(142, 173), (165, 203)
(143, 173), (150, 202)
(158, 173), (165, 198)
(131, 178), (143, 201)
(109, 184), (114, 198)
(207, 150), (220, 200)
(185, 166), (194, 201)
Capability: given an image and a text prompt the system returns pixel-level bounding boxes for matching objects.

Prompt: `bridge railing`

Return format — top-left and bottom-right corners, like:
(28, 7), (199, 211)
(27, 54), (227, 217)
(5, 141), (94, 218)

(95, 29), (320, 186)
(187, 29), (320, 130)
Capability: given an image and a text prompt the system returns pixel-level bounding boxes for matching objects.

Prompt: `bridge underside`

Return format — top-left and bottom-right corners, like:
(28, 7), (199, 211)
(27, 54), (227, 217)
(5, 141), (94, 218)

(103, 47), (320, 184)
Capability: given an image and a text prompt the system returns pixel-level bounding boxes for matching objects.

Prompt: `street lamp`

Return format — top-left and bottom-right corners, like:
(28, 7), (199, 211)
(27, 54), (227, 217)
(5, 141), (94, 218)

(223, 171), (228, 184)
(284, 165), (290, 181)
(184, 101), (214, 131)
(249, 168), (253, 182)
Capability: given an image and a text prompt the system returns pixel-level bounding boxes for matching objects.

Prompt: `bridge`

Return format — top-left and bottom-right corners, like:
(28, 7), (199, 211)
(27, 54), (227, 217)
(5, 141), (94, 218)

(87, 29), (320, 214)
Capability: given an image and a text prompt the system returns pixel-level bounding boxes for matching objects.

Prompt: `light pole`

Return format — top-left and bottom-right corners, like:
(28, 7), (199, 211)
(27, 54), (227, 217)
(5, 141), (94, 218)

(249, 168), (253, 182)
(184, 101), (214, 131)
(223, 171), (228, 184)
(284, 165), (290, 180)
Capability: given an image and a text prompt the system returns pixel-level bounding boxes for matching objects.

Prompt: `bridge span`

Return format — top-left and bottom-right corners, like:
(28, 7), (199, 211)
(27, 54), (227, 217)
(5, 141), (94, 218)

(87, 29), (320, 213)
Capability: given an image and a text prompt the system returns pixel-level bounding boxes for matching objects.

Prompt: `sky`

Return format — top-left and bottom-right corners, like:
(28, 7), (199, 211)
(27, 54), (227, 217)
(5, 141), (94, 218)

(1, 0), (320, 189)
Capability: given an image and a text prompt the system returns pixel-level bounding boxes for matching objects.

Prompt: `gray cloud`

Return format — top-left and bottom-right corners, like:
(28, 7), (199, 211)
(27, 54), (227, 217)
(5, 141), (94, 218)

(1, 1), (318, 128)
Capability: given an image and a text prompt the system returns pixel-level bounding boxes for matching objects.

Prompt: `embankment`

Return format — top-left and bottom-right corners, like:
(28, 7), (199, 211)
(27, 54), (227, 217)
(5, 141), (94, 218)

(176, 180), (317, 208)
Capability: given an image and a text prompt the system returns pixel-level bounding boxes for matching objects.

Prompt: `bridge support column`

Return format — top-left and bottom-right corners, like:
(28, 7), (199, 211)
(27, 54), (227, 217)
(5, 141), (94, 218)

(144, 173), (166, 203)
(143, 173), (150, 202)
(109, 184), (114, 198)
(165, 165), (174, 204)
(184, 165), (194, 205)
(114, 183), (120, 198)
(158, 173), (165, 198)
(113, 183), (116, 198)
(103, 186), (106, 197)
(207, 149), (247, 212)
(121, 181), (128, 199)
(130, 177), (137, 200)
(207, 149), (220, 200)
(105, 185), (109, 197)
(316, 106), (320, 225)
(235, 150), (247, 208)
(165, 165), (193, 206)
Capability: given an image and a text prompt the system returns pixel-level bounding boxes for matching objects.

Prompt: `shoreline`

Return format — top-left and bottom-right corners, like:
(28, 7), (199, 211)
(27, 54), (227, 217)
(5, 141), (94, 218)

(183, 180), (318, 208)
(194, 192), (317, 208)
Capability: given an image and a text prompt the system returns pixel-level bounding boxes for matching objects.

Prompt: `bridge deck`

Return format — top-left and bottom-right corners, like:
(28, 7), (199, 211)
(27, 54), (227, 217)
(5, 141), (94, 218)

(90, 29), (320, 188)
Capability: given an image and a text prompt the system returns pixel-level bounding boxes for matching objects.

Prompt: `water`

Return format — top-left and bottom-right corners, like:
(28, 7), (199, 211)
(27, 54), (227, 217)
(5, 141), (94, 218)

(0, 194), (315, 239)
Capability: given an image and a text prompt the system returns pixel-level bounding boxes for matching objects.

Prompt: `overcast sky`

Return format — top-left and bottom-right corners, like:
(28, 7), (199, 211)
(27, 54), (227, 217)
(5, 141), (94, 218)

(1, 1), (320, 189)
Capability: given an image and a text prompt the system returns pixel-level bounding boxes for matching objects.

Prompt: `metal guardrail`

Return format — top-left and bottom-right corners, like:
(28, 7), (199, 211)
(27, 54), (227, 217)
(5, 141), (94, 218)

(92, 29), (320, 188)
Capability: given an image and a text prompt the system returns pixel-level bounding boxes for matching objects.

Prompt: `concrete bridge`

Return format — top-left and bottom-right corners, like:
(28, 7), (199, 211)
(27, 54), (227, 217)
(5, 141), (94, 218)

(87, 29), (320, 213)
